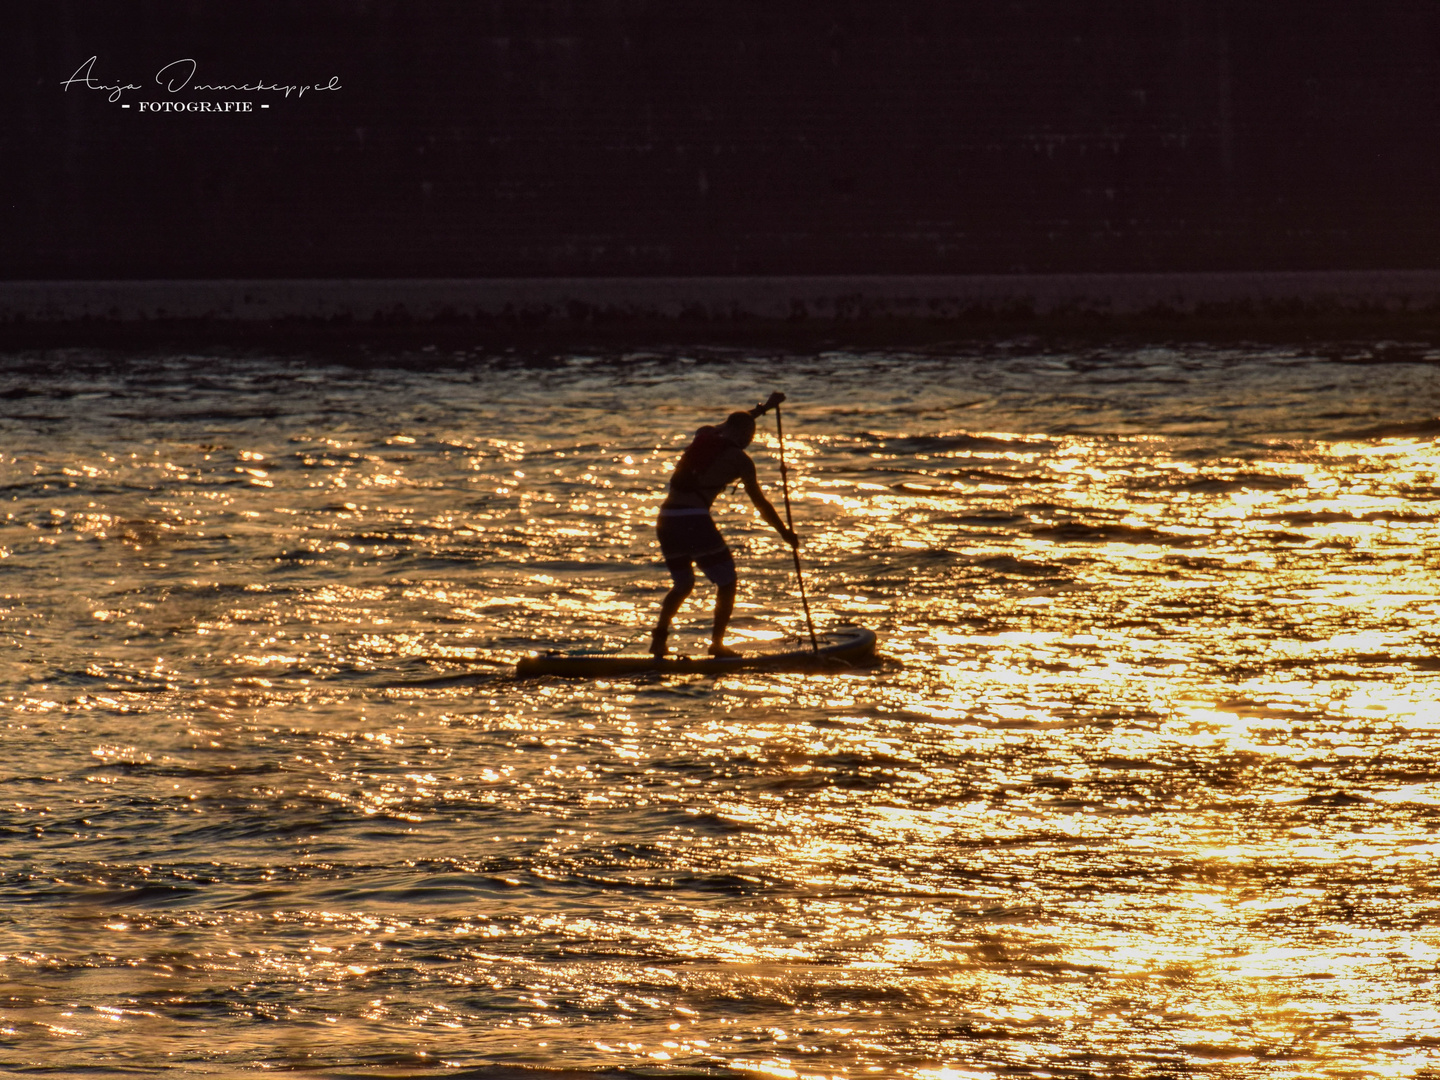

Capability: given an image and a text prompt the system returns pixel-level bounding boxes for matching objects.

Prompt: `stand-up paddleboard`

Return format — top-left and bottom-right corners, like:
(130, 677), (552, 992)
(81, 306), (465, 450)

(516, 625), (877, 678)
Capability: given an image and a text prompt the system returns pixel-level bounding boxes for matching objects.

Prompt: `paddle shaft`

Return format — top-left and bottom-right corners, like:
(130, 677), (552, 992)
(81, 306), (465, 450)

(774, 403), (820, 653)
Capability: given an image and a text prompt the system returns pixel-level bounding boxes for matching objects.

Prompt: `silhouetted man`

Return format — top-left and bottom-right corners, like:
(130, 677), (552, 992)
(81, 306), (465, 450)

(651, 391), (797, 657)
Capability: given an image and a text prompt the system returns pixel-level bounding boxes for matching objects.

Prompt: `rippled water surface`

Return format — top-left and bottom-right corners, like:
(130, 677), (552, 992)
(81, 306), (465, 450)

(4, 343), (1440, 1078)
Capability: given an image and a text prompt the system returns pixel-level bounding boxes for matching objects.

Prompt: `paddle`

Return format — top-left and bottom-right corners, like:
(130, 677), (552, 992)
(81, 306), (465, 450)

(773, 402), (820, 654)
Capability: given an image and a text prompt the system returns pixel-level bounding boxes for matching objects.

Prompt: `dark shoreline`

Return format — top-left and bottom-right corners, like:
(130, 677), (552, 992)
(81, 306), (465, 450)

(5, 273), (1440, 351)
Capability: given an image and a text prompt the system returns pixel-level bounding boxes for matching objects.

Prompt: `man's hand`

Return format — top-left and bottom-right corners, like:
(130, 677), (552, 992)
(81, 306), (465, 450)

(781, 525), (800, 548)
(752, 391), (787, 417)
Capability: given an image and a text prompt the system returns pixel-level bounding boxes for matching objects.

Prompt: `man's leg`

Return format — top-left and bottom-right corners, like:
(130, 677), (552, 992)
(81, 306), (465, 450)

(709, 581), (738, 657)
(652, 560), (693, 657)
(695, 546), (740, 658)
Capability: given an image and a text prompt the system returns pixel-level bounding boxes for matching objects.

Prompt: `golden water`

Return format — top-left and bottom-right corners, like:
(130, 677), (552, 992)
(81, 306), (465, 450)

(3, 345), (1439, 1077)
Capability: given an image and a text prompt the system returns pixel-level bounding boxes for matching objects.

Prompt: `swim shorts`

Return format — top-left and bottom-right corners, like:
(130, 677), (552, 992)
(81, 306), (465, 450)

(656, 508), (737, 587)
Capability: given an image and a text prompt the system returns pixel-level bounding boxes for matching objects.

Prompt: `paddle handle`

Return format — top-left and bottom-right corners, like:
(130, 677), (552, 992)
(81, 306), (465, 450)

(774, 403), (820, 654)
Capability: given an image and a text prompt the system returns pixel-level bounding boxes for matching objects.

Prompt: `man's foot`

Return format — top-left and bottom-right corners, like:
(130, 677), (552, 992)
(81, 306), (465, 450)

(649, 629), (668, 658)
(707, 643), (742, 659)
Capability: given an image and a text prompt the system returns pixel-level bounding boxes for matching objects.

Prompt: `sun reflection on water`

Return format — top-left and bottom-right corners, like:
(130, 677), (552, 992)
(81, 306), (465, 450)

(1, 348), (1439, 1075)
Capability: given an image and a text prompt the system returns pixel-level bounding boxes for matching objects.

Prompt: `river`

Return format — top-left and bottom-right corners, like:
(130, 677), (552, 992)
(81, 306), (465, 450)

(3, 341), (1439, 1077)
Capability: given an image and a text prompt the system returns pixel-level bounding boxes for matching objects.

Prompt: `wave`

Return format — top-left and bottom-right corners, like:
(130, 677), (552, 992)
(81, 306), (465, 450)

(1031, 521), (1204, 546)
(1168, 473), (1302, 494)
(1330, 416), (1440, 440)
(1262, 509), (1435, 525)
(973, 554), (1070, 577)
(855, 432), (1052, 454)
(889, 472), (1058, 495)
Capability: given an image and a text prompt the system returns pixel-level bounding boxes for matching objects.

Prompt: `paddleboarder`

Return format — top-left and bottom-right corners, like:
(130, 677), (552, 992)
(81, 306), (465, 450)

(651, 391), (798, 658)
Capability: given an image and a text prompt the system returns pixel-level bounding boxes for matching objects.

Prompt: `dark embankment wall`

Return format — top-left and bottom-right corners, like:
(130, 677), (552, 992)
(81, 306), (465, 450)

(8, 0), (1440, 283)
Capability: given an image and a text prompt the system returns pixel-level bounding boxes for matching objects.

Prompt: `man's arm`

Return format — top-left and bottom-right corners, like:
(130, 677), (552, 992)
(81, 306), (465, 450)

(740, 458), (799, 547)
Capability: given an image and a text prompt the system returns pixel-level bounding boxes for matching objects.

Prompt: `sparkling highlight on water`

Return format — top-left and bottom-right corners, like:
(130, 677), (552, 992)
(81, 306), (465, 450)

(2, 345), (1439, 1076)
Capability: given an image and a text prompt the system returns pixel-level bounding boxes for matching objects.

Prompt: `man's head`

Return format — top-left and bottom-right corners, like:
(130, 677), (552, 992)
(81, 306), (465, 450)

(721, 411), (756, 448)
